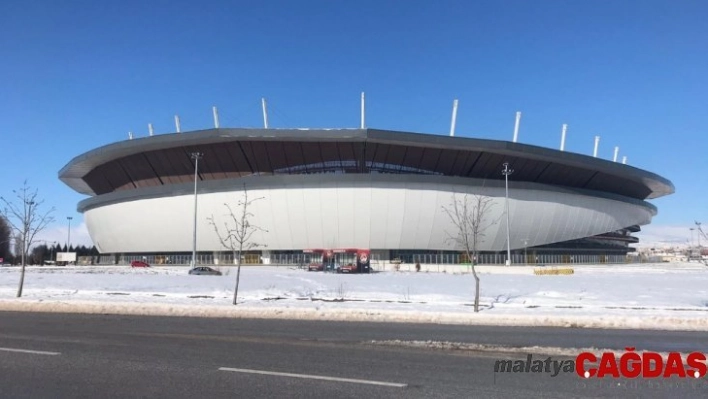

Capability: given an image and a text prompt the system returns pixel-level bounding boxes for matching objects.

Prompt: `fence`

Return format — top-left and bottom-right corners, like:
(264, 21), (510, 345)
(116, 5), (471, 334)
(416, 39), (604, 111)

(94, 251), (633, 266)
(393, 252), (629, 265)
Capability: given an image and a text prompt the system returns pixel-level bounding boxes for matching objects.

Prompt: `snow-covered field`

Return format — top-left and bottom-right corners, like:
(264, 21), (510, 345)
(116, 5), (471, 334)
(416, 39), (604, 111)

(1, 263), (707, 331)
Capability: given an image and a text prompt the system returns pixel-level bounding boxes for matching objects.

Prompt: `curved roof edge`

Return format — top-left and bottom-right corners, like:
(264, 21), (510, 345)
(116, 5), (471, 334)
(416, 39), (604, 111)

(59, 128), (675, 199)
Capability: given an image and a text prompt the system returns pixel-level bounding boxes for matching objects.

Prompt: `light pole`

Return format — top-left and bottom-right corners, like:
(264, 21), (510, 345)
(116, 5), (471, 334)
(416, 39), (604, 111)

(697, 222), (703, 249)
(502, 162), (513, 266)
(67, 216), (73, 252)
(191, 152), (204, 268)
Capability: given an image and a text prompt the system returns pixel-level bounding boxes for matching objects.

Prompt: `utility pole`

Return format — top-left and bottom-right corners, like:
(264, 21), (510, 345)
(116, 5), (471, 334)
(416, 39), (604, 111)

(502, 163), (514, 266)
(191, 152), (204, 268)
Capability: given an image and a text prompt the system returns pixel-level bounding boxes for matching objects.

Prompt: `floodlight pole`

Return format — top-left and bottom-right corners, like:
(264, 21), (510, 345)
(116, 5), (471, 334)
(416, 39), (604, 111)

(697, 222), (703, 248)
(67, 216), (73, 251)
(502, 163), (514, 266)
(191, 152), (204, 268)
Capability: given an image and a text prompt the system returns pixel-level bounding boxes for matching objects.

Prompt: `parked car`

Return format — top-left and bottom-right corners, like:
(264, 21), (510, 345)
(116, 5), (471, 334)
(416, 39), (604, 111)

(188, 266), (222, 276)
(131, 260), (150, 268)
(307, 263), (324, 272)
(338, 263), (358, 273)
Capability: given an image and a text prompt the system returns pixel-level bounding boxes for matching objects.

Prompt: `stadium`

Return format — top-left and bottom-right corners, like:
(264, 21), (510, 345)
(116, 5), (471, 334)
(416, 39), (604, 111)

(59, 127), (674, 267)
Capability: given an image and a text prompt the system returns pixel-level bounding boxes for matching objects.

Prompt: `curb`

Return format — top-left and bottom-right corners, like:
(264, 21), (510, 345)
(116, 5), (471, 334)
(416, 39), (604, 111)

(1, 300), (707, 331)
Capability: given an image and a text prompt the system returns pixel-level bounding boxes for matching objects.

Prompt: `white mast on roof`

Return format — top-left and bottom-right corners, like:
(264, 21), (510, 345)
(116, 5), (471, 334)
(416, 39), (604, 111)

(512, 111), (521, 142)
(360, 92), (365, 129)
(560, 124), (567, 151)
(262, 98), (269, 128)
(449, 99), (459, 137)
(128, 131), (133, 140)
(613, 146), (619, 162)
(212, 106), (220, 128)
(175, 115), (181, 133)
(622, 156), (627, 164)
(593, 136), (600, 157)
(148, 123), (154, 136)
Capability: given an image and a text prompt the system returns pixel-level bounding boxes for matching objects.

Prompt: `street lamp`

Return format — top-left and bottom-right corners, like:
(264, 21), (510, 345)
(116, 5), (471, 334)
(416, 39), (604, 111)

(191, 152), (204, 268)
(501, 162), (514, 266)
(696, 222), (703, 248)
(67, 216), (73, 252)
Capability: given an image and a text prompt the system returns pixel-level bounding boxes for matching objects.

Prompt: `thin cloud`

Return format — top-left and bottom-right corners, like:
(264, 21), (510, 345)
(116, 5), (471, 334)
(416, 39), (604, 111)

(34, 221), (94, 248)
(634, 225), (697, 248)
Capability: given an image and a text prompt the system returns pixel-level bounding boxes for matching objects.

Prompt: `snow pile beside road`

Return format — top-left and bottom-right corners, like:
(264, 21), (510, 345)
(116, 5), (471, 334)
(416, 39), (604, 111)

(0, 263), (707, 330)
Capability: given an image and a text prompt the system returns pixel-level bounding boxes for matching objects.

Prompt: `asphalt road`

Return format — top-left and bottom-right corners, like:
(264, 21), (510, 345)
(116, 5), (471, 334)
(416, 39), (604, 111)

(0, 312), (706, 398)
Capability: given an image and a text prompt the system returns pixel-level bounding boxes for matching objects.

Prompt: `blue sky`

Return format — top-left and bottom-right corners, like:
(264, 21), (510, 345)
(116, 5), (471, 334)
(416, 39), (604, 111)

(1, 0), (706, 247)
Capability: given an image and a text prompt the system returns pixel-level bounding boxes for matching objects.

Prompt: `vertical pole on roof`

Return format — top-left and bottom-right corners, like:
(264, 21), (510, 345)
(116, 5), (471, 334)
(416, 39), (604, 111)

(128, 131), (133, 140)
(190, 152), (204, 268)
(175, 115), (181, 133)
(560, 124), (567, 151)
(613, 146), (619, 162)
(622, 156), (627, 164)
(449, 99), (459, 137)
(502, 163), (514, 266)
(262, 98), (269, 128)
(360, 92), (365, 129)
(212, 106), (220, 128)
(148, 123), (154, 136)
(593, 136), (600, 157)
(512, 111), (521, 142)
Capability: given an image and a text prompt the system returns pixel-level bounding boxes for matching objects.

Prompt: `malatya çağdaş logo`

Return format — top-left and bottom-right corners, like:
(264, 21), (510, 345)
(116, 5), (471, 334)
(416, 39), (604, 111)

(494, 348), (707, 379)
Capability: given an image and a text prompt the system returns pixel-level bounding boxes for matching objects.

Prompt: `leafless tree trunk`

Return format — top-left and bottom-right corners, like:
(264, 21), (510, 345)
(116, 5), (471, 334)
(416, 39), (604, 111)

(442, 193), (498, 312)
(208, 185), (267, 305)
(1, 181), (55, 297)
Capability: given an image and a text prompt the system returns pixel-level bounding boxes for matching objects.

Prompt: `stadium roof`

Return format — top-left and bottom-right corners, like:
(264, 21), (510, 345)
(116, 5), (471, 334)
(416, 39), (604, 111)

(59, 128), (674, 200)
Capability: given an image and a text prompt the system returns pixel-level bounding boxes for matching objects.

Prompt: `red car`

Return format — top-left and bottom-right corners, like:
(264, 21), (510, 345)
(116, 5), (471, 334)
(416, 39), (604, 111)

(307, 263), (324, 272)
(130, 260), (150, 268)
(338, 263), (357, 273)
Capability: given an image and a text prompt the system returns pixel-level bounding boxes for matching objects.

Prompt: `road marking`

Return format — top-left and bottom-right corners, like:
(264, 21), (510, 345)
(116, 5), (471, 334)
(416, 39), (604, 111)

(0, 347), (61, 356)
(219, 367), (407, 388)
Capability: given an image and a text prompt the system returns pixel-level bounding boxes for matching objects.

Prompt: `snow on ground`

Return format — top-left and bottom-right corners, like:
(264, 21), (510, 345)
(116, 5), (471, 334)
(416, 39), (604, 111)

(1, 263), (707, 330)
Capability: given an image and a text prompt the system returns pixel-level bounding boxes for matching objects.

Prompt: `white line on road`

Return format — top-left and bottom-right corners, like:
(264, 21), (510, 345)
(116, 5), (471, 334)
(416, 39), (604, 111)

(0, 347), (61, 356)
(219, 367), (407, 388)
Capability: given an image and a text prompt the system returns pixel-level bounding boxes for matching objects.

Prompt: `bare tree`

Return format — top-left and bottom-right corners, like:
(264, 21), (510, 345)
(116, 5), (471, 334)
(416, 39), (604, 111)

(0, 181), (55, 297)
(442, 193), (498, 312)
(208, 185), (267, 305)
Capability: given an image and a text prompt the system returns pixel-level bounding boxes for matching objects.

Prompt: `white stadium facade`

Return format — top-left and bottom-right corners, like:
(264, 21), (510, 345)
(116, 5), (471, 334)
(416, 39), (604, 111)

(59, 128), (674, 267)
